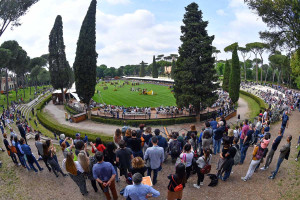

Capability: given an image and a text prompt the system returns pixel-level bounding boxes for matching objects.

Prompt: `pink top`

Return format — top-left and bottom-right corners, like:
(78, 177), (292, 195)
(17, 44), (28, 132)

(261, 139), (270, 149)
(241, 125), (249, 139)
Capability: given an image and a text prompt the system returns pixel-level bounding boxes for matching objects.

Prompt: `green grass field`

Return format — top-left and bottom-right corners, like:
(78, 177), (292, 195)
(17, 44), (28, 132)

(240, 93), (260, 120)
(92, 81), (176, 107)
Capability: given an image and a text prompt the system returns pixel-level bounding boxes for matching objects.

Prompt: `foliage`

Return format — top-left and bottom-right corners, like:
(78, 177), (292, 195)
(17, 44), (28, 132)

(152, 56), (158, 78)
(91, 115), (196, 127)
(64, 104), (80, 115)
(244, 0), (300, 51)
(215, 62), (225, 75)
(37, 68), (50, 84)
(239, 93), (261, 120)
(0, 0), (39, 37)
(28, 57), (47, 69)
(0, 48), (11, 68)
(246, 42), (266, 82)
(229, 46), (240, 103)
(96, 64), (107, 79)
(224, 42), (238, 53)
(222, 60), (230, 91)
(291, 50), (300, 88)
(240, 90), (268, 111)
(139, 61), (146, 77)
(73, 0), (97, 106)
(238, 46), (250, 80)
(48, 15), (70, 99)
(171, 59), (175, 79)
(174, 2), (218, 112)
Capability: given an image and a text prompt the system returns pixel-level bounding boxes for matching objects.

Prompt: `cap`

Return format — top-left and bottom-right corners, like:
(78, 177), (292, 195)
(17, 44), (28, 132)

(75, 133), (80, 137)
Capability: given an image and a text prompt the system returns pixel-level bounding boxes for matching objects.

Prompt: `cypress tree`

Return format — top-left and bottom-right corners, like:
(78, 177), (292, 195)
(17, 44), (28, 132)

(139, 61), (145, 77)
(152, 56), (158, 78)
(171, 59), (175, 79)
(222, 60), (230, 92)
(174, 3), (218, 113)
(73, 0), (97, 113)
(229, 46), (240, 103)
(48, 15), (70, 103)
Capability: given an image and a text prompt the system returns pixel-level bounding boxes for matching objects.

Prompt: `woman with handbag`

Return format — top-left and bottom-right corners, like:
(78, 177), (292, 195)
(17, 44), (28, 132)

(194, 148), (212, 189)
(179, 143), (194, 180)
(167, 163), (186, 200)
(3, 133), (19, 165)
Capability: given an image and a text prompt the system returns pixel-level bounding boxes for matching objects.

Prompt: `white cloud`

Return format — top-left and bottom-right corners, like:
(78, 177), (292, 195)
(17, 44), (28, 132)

(229, 0), (246, 8)
(216, 9), (227, 16)
(105, 0), (131, 5)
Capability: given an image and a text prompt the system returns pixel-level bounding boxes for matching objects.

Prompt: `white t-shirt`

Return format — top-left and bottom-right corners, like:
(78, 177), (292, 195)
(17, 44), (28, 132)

(62, 158), (84, 173)
(180, 152), (194, 167)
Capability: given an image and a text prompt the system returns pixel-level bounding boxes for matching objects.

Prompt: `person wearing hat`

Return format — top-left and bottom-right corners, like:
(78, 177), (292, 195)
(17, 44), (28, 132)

(123, 173), (160, 200)
(74, 133), (82, 145)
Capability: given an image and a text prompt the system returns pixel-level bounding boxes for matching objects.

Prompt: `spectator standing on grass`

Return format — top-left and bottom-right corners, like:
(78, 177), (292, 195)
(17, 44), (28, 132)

(280, 111), (289, 135)
(144, 136), (164, 185)
(194, 148), (212, 189)
(179, 143), (194, 180)
(20, 138), (43, 172)
(167, 163), (186, 200)
(269, 135), (292, 179)
(93, 151), (118, 200)
(128, 130), (143, 158)
(116, 140), (133, 179)
(3, 133), (18, 165)
(61, 138), (74, 158)
(261, 130), (283, 170)
(35, 134), (52, 171)
(62, 152), (88, 196)
(13, 136), (29, 170)
(123, 173), (160, 200)
(240, 124), (255, 164)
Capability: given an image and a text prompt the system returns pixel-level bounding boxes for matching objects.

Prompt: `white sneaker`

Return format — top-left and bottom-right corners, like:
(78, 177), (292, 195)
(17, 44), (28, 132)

(200, 182), (204, 186)
(241, 177), (247, 182)
(193, 184), (200, 189)
(260, 167), (266, 170)
(296, 158), (298, 161)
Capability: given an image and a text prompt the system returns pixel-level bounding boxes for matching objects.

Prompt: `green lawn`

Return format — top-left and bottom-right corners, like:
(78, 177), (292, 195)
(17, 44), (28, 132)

(240, 93), (260, 120)
(92, 81), (176, 107)
(0, 86), (50, 111)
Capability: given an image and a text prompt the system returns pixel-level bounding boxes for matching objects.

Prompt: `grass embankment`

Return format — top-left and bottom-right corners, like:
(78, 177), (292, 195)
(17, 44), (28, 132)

(239, 93), (260, 120)
(92, 80), (176, 107)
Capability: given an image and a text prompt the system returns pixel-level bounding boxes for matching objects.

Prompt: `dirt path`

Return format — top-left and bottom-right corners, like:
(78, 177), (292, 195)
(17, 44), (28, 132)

(1, 109), (299, 199)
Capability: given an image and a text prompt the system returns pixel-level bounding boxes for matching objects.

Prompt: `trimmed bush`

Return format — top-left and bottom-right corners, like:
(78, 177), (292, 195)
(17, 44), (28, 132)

(36, 95), (52, 110)
(91, 115), (196, 127)
(64, 104), (80, 115)
(240, 90), (268, 110)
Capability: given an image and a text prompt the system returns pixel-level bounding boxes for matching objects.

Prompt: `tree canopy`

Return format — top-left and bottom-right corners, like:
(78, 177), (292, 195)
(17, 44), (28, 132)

(174, 2), (218, 112)
(152, 56), (158, 78)
(229, 46), (240, 103)
(222, 60), (230, 91)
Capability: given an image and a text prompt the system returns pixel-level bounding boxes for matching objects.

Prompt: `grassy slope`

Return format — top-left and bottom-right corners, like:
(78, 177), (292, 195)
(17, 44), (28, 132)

(92, 81), (176, 107)
(240, 93), (260, 120)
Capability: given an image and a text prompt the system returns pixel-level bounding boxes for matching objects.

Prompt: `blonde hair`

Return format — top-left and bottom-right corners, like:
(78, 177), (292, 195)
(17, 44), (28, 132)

(228, 129), (234, 137)
(125, 129), (132, 137)
(78, 151), (90, 173)
(132, 157), (145, 169)
(145, 127), (152, 133)
(65, 152), (77, 175)
(190, 125), (196, 131)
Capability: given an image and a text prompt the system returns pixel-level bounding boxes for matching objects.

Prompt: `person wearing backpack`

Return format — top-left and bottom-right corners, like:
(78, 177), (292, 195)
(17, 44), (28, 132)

(269, 135), (292, 179)
(167, 163), (186, 200)
(240, 124), (255, 164)
(221, 137), (239, 181)
(168, 134), (182, 163)
(241, 142), (264, 181)
(194, 148), (212, 189)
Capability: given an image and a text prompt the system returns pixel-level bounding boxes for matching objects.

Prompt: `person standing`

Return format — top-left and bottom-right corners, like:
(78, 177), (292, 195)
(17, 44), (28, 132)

(144, 136), (164, 185)
(116, 140), (133, 179)
(167, 163), (186, 200)
(104, 142), (119, 182)
(20, 138), (43, 172)
(3, 133), (18, 165)
(148, 129), (168, 160)
(240, 124), (255, 164)
(123, 173), (160, 200)
(179, 143), (194, 180)
(93, 151), (118, 200)
(213, 121), (225, 155)
(194, 148), (212, 189)
(261, 130), (283, 170)
(62, 152), (88, 196)
(240, 119), (249, 150)
(269, 135), (292, 179)
(17, 122), (27, 144)
(280, 111), (289, 135)
(128, 131), (143, 158)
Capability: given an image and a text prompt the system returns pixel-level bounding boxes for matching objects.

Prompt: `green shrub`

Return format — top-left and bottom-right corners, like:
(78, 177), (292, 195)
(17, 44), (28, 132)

(91, 115), (196, 127)
(36, 95), (52, 110)
(240, 90), (267, 110)
(64, 104), (80, 115)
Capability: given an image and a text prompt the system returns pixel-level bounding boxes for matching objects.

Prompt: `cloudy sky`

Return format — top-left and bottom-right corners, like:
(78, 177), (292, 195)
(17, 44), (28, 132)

(1, 0), (269, 67)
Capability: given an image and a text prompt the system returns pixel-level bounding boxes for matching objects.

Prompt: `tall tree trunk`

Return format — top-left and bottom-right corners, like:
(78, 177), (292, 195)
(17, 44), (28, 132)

(260, 65), (263, 83)
(5, 69), (9, 109)
(244, 63), (246, 80)
(256, 62), (258, 83)
(264, 68), (268, 82)
(272, 71), (276, 83)
(61, 87), (65, 104)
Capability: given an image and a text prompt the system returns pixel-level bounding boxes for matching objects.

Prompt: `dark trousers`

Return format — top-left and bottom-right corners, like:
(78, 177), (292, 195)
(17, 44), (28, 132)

(10, 152), (18, 164)
(42, 155), (52, 171)
(147, 167), (159, 185)
(27, 154), (43, 172)
(186, 165), (192, 180)
(196, 166), (204, 185)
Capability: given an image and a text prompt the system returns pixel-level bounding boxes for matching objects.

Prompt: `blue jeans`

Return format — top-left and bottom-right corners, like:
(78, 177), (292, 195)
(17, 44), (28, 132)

(17, 154), (30, 170)
(240, 144), (249, 164)
(222, 165), (232, 181)
(27, 154), (43, 172)
(114, 166), (119, 181)
(239, 138), (244, 150)
(281, 125), (286, 135)
(147, 167), (159, 185)
(213, 139), (221, 154)
(254, 130), (260, 144)
(133, 150), (143, 159)
(272, 157), (284, 178)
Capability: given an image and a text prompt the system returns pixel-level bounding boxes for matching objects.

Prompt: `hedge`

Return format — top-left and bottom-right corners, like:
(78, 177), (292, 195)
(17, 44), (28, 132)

(64, 104), (80, 115)
(36, 96), (113, 144)
(240, 90), (268, 110)
(91, 115), (196, 127)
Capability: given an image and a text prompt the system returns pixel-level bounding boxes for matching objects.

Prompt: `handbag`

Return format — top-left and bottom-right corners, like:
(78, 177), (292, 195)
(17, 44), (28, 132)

(175, 153), (186, 167)
(200, 156), (211, 174)
(10, 146), (17, 154)
(172, 175), (183, 192)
